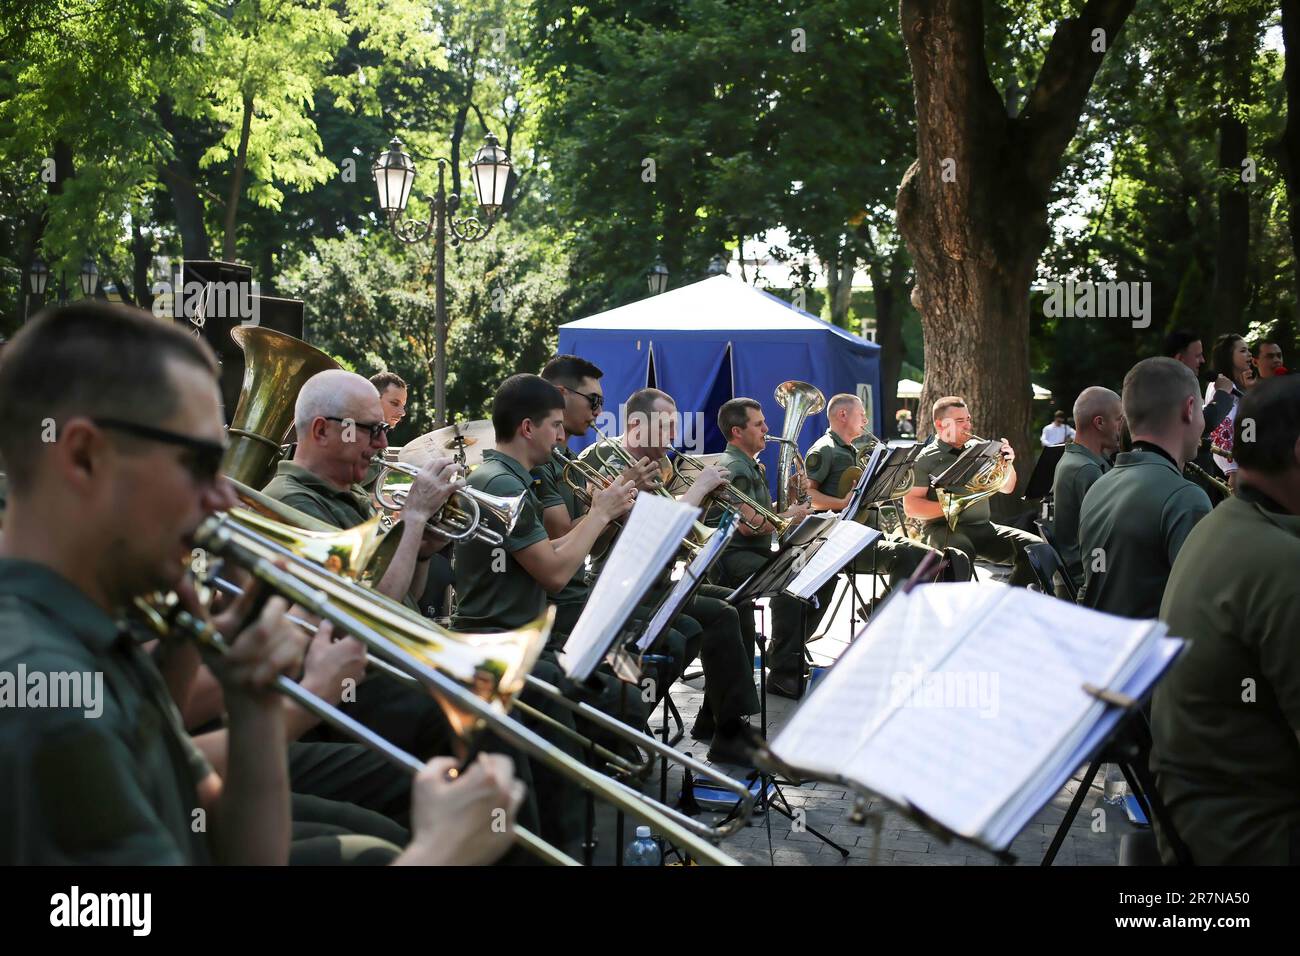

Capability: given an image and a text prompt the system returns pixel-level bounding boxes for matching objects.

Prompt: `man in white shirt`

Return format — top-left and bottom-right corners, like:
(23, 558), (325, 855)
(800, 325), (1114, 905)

(1040, 410), (1076, 446)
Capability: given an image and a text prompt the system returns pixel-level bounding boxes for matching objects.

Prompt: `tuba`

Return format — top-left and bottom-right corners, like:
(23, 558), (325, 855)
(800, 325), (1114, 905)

(221, 326), (340, 488)
(771, 380), (825, 511)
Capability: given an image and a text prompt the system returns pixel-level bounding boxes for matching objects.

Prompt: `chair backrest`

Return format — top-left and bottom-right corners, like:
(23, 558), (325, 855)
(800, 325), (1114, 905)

(1034, 519), (1059, 552)
(1023, 541), (1077, 601)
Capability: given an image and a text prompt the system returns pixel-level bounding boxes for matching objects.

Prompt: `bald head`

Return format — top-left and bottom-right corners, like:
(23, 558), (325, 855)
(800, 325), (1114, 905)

(295, 369), (381, 437)
(1073, 385), (1124, 456)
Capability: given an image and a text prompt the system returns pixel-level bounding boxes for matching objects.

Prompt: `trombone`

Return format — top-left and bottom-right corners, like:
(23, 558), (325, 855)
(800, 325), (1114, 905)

(189, 511), (743, 865)
(371, 456), (525, 546)
(134, 594), (579, 866)
(671, 448), (791, 536)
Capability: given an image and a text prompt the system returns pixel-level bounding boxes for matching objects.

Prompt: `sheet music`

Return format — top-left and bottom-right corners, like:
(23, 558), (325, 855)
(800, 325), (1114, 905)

(558, 495), (701, 681)
(784, 522), (881, 598)
(771, 582), (1166, 845)
(770, 583), (1000, 778)
(846, 589), (1162, 840)
(638, 515), (737, 651)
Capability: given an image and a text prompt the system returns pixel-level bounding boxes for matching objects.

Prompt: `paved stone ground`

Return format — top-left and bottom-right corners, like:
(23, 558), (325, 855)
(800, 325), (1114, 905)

(595, 564), (1139, 866)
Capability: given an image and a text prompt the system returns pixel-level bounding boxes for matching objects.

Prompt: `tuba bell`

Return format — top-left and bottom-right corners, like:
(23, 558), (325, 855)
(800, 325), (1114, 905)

(771, 380), (825, 511)
(222, 326), (340, 488)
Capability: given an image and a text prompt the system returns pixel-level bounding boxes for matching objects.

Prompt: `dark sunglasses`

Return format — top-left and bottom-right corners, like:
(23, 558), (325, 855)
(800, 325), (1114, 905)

(93, 417), (228, 482)
(325, 416), (392, 441)
(562, 387), (604, 412)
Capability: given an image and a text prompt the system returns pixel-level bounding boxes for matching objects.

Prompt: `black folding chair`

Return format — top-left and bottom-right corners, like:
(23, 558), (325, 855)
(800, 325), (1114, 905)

(1023, 541), (1077, 601)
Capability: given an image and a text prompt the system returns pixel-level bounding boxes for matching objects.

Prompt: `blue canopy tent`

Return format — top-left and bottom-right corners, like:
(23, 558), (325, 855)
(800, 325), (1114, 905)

(556, 275), (882, 500)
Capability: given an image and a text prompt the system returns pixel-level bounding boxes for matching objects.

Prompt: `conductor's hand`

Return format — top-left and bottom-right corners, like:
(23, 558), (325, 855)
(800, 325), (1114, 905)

(213, 597), (309, 709)
(399, 755), (526, 866)
(591, 474), (637, 523)
(619, 456), (662, 493)
(401, 456), (464, 523)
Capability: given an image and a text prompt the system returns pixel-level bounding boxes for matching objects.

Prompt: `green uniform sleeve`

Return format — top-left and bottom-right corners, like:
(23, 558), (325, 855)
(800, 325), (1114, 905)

(274, 491), (339, 528)
(804, 447), (832, 485)
(1257, 589), (1300, 728)
(533, 462), (565, 510)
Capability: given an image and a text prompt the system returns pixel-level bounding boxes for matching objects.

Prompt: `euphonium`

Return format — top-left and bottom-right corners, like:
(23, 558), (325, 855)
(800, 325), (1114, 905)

(221, 326), (340, 488)
(772, 380), (825, 511)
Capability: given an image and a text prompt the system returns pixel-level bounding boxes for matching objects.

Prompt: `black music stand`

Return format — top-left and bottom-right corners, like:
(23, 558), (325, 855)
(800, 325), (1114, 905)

(721, 514), (851, 858)
(1023, 443), (1066, 525)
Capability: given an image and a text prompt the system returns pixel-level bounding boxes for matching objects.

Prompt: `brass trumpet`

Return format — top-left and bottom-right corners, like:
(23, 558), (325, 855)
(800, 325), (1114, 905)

(371, 456), (525, 547)
(671, 448), (791, 535)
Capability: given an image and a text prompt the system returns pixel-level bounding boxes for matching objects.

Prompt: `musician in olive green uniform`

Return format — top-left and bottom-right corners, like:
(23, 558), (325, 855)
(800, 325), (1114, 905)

(1151, 377), (1300, 864)
(576, 387), (761, 764)
(903, 396), (1039, 586)
(1078, 358), (1212, 619)
(805, 394), (970, 589)
(1049, 386), (1122, 593)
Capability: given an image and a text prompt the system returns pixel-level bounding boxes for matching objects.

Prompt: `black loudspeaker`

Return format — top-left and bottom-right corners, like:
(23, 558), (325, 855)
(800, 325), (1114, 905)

(175, 260), (307, 423)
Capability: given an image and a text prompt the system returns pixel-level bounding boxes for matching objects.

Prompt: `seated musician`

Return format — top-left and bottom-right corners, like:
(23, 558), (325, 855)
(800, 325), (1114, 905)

(0, 302), (522, 865)
(1049, 386), (1122, 594)
(704, 397), (820, 701)
(1151, 376), (1300, 864)
(578, 388), (761, 763)
(1077, 358), (1212, 618)
(360, 370), (409, 494)
(903, 396), (1039, 585)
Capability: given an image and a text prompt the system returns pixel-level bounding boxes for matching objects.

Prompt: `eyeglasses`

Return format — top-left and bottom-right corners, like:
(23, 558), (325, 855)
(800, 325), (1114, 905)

(561, 386), (604, 412)
(93, 417), (228, 483)
(325, 417), (391, 441)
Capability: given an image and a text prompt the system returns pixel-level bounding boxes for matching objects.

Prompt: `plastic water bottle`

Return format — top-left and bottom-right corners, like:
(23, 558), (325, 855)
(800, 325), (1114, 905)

(1102, 764), (1129, 806)
(624, 826), (661, 867)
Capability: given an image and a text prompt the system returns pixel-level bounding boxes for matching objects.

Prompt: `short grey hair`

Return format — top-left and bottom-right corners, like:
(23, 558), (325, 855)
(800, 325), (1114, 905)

(1073, 386), (1121, 429)
(294, 369), (380, 437)
(1121, 358), (1199, 434)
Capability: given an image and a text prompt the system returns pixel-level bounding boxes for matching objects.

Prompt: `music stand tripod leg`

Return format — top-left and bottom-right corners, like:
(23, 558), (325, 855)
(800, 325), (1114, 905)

(1041, 755), (1104, 866)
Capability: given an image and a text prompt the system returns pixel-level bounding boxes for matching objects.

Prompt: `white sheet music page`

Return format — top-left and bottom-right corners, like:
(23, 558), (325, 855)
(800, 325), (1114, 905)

(558, 494), (700, 681)
(769, 582), (1002, 780)
(845, 587), (1163, 842)
(638, 516), (736, 651)
(784, 522), (881, 598)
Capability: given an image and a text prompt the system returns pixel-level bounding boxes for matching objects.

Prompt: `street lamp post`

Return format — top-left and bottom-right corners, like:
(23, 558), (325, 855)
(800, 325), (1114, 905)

(26, 256), (49, 320)
(372, 134), (512, 427)
(646, 259), (669, 295)
(79, 258), (98, 298)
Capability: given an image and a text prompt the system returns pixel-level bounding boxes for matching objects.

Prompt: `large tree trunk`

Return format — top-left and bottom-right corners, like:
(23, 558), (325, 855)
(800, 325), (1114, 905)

(222, 91), (255, 262)
(1210, 14), (1252, 342)
(1277, 0), (1300, 354)
(823, 249), (856, 329)
(896, 0), (1134, 511)
(156, 96), (211, 261)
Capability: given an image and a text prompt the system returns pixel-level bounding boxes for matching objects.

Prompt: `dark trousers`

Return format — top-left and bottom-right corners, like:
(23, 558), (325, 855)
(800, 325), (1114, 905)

(921, 519), (1040, 587)
(680, 585), (760, 726)
(289, 792), (406, 866)
(289, 740), (412, 827)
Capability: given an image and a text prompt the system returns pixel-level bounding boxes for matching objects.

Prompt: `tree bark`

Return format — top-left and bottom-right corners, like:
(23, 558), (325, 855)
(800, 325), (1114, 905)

(223, 91), (255, 262)
(1277, 0), (1300, 354)
(156, 96), (211, 261)
(896, 0), (1134, 508)
(870, 249), (908, 437)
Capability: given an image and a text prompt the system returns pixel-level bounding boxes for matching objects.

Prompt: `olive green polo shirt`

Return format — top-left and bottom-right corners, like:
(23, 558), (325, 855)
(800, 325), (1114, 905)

(1151, 489), (1300, 864)
(533, 446), (589, 608)
(706, 443), (773, 553)
(1050, 442), (1112, 589)
(0, 559), (213, 864)
(911, 437), (994, 527)
(262, 460), (374, 529)
(451, 449), (550, 630)
(805, 428), (864, 501)
(1077, 447), (1211, 619)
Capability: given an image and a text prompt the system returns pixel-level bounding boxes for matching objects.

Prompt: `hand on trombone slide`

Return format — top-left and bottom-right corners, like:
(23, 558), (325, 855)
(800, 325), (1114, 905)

(399, 754), (527, 867)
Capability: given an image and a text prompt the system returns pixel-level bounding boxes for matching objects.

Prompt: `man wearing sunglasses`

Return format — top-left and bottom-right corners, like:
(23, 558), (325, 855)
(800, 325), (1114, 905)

(262, 368), (460, 606)
(0, 303), (522, 865)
